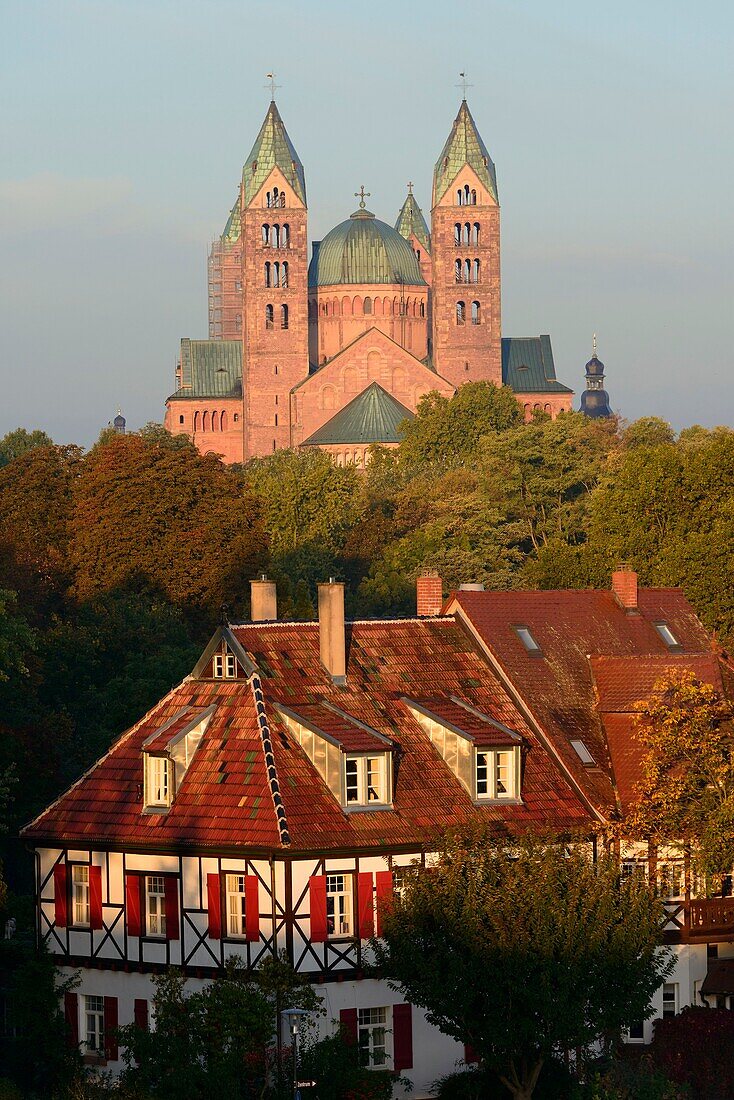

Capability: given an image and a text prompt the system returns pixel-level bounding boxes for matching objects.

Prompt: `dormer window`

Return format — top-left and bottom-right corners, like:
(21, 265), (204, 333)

(213, 648), (237, 678)
(141, 706), (213, 813)
(513, 625), (542, 654)
(475, 747), (519, 800)
(653, 622), (681, 650)
(145, 755), (171, 809)
(345, 755), (387, 805)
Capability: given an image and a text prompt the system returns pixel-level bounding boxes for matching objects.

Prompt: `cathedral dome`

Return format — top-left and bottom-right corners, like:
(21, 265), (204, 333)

(585, 354), (605, 378)
(308, 207), (426, 288)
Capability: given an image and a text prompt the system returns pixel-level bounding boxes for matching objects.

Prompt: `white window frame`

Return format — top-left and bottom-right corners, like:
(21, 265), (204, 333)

(226, 873), (247, 939)
(326, 873), (353, 938)
(83, 994), (105, 1056)
(513, 624), (542, 654)
(144, 754), (171, 809)
(653, 622), (681, 649)
(344, 754), (389, 807)
(72, 865), (90, 927)
(213, 650), (237, 679)
(657, 860), (685, 899)
(475, 746), (519, 801)
(358, 1006), (390, 1068)
(145, 875), (167, 938)
(662, 982), (678, 1018)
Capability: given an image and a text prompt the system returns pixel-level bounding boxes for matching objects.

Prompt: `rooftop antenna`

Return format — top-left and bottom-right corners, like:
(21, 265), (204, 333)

(457, 71), (473, 101)
(265, 72), (280, 101)
(354, 185), (371, 210)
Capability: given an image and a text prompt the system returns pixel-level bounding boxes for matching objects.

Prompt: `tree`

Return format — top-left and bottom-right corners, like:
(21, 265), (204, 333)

(298, 1024), (396, 1100)
(625, 670), (734, 877)
(398, 382), (523, 466)
(0, 428), (54, 468)
(373, 829), (670, 1100)
(646, 1006), (734, 1100)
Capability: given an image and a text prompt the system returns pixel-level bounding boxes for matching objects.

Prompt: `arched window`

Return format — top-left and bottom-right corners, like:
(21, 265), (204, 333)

(353, 296), (363, 316)
(471, 300), (480, 325)
(264, 262), (271, 287)
(464, 184), (471, 205)
(463, 222), (471, 244)
(281, 304), (289, 329)
(282, 262), (288, 288)
(211, 411), (219, 432)
(342, 296), (352, 316)
(202, 411), (210, 432)
(265, 191), (271, 208)
(457, 188), (463, 206)
(265, 304), (274, 329)
(416, 248), (421, 261)
(364, 297), (372, 315)
(262, 224), (270, 246)
(374, 297), (383, 316)
(472, 259), (480, 283)
(274, 413), (278, 426)
(282, 224), (290, 247)
(332, 297), (339, 316)
(472, 222), (480, 245)
(235, 314), (242, 331)
(272, 261), (280, 287)
(383, 296), (391, 314)
(455, 259), (462, 283)
(221, 411), (228, 431)
(471, 189), (477, 205)
(464, 259), (471, 283)
(274, 364), (279, 375)
(456, 301), (466, 325)
(454, 223), (461, 244)
(419, 300), (425, 317)
(544, 404), (552, 413)
(272, 224), (280, 248)
(193, 411), (200, 432)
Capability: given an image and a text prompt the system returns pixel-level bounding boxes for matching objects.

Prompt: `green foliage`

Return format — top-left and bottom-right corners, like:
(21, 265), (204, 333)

(398, 382), (523, 466)
(374, 830), (670, 1100)
(0, 428), (54, 468)
(298, 1026), (397, 1100)
(588, 1057), (689, 1100)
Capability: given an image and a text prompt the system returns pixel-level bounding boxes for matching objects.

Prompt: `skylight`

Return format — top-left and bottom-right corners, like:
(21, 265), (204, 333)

(570, 740), (596, 766)
(513, 625), (541, 654)
(654, 622), (681, 650)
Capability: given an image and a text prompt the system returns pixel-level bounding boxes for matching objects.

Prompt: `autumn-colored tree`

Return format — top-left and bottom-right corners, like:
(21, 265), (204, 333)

(398, 381), (523, 466)
(373, 829), (669, 1100)
(626, 670), (734, 877)
(647, 1006), (734, 1100)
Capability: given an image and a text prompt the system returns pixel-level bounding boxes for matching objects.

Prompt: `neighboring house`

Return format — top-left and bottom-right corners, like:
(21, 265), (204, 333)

(21, 568), (731, 1091)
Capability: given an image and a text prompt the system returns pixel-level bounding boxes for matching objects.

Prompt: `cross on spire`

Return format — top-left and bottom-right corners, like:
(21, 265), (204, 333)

(264, 72), (280, 101)
(592, 333), (598, 357)
(407, 181), (414, 195)
(456, 71), (473, 100)
(354, 185), (371, 209)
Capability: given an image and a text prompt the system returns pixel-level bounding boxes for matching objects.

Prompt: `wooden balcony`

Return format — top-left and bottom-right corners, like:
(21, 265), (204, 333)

(665, 898), (734, 942)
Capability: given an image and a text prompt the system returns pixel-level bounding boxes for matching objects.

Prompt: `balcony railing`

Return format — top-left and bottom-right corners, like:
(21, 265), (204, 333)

(689, 899), (734, 935)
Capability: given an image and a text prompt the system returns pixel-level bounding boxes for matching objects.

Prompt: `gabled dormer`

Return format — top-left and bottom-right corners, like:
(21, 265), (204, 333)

(404, 696), (522, 804)
(275, 702), (394, 810)
(192, 627), (255, 682)
(141, 706), (214, 813)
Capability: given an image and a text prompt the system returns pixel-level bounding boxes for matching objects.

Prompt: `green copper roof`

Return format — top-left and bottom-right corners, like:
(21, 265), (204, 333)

(433, 100), (498, 206)
(395, 190), (431, 253)
(502, 336), (573, 394)
(170, 339), (243, 400)
(308, 208), (426, 287)
(221, 196), (241, 243)
(302, 382), (414, 446)
(242, 101), (306, 208)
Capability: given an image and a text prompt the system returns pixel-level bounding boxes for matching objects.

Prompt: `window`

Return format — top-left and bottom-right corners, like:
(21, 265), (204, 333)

(213, 651), (237, 679)
(146, 876), (166, 937)
(626, 1020), (644, 1041)
(364, 297), (372, 315)
(454, 223), (461, 245)
(654, 622), (681, 649)
(235, 280), (242, 291)
(345, 755), (388, 805)
(392, 868), (409, 901)
(281, 261), (288, 288)
(281, 304), (289, 329)
(262, 224), (270, 246)
(226, 874), (247, 938)
(282, 224), (290, 247)
(455, 259), (463, 282)
(513, 625), (541, 653)
(471, 300), (480, 325)
(358, 1007), (388, 1068)
(472, 259), (480, 283)
(570, 739), (595, 765)
(621, 858), (648, 883)
(72, 865), (90, 926)
(179, 414), (184, 425)
(662, 983), (678, 1018)
(326, 874), (352, 936)
(84, 994), (105, 1055)
(472, 223), (480, 245)
(145, 756), (170, 808)
(476, 748), (518, 800)
(658, 861), (684, 899)
(456, 301), (465, 325)
(272, 224), (280, 248)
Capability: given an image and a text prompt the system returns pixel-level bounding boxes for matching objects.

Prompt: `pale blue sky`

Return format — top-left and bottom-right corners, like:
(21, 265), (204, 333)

(1, 0), (732, 444)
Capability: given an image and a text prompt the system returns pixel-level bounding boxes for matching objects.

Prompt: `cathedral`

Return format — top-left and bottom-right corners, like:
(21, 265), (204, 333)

(164, 94), (578, 464)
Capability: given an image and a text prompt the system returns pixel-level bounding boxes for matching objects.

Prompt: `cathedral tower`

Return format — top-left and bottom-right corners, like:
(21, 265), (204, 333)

(430, 100), (501, 385)
(240, 99), (309, 458)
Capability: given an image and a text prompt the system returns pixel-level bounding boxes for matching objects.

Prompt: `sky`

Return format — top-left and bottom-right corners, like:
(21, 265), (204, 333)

(1, 0), (733, 446)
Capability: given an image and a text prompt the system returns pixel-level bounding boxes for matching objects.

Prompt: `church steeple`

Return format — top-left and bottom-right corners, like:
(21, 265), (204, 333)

(395, 184), (431, 253)
(580, 335), (613, 418)
(241, 100), (306, 208)
(432, 99), (498, 207)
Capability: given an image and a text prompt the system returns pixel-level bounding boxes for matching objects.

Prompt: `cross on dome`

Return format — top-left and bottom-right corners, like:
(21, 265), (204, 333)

(354, 185), (371, 209)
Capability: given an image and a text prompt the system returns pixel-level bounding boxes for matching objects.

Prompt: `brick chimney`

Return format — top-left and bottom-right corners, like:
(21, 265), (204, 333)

(250, 575), (277, 621)
(611, 565), (638, 611)
(318, 579), (346, 684)
(416, 571), (443, 617)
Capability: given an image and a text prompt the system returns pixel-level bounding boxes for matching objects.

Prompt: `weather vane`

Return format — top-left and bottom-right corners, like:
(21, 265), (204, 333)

(354, 185), (371, 210)
(457, 71), (472, 100)
(265, 72), (280, 100)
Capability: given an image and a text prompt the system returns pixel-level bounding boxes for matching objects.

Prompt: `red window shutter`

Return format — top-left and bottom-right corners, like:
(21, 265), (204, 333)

(357, 872), (374, 939)
(207, 873), (221, 939)
(54, 864), (68, 928)
(64, 991), (78, 1049)
(134, 998), (149, 1031)
(393, 1003), (413, 1072)
(164, 876), (180, 941)
(309, 875), (327, 943)
(340, 1007), (358, 1045)
(104, 996), (119, 1061)
(89, 865), (103, 930)
(375, 870), (394, 936)
(125, 873), (141, 937)
(464, 1042), (480, 1064)
(245, 875), (260, 942)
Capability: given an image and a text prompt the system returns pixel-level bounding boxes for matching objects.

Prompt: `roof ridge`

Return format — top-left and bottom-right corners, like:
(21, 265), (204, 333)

(249, 672), (291, 845)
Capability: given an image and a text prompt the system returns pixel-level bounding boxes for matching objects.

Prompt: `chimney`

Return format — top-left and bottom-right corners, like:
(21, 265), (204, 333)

(458, 582), (485, 592)
(250, 575), (277, 621)
(318, 579), (346, 684)
(416, 571), (443, 617)
(611, 565), (638, 611)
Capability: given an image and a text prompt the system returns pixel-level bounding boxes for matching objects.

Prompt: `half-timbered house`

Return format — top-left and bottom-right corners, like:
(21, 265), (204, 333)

(21, 569), (734, 1093)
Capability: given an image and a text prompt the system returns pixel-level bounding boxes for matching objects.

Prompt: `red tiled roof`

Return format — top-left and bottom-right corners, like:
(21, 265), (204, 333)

(404, 697), (520, 745)
(275, 702), (392, 752)
(141, 707), (211, 753)
(22, 618), (592, 853)
(448, 587), (714, 816)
